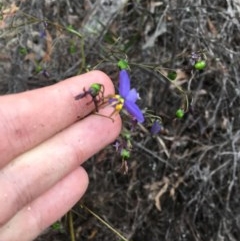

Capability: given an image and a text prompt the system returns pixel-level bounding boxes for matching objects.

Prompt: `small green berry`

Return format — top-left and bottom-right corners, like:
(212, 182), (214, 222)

(167, 71), (177, 80)
(19, 47), (28, 55)
(35, 65), (42, 73)
(51, 221), (62, 230)
(122, 131), (131, 140)
(176, 109), (184, 119)
(117, 59), (129, 70)
(69, 44), (77, 54)
(89, 83), (102, 97)
(194, 60), (206, 70)
(121, 149), (130, 159)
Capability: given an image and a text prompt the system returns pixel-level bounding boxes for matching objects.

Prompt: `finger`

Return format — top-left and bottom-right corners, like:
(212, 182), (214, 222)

(0, 70), (114, 167)
(0, 167), (88, 241)
(0, 106), (121, 225)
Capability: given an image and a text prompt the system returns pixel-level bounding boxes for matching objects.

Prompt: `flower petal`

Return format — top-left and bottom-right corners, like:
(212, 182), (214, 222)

(124, 100), (144, 123)
(119, 70), (130, 98)
(151, 121), (161, 135)
(126, 88), (138, 103)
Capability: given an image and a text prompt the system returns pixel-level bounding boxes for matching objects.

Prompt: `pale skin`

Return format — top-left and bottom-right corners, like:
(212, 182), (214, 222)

(0, 70), (122, 241)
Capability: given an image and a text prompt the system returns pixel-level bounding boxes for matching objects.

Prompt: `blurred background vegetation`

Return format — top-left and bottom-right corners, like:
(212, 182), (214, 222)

(1, 0), (240, 240)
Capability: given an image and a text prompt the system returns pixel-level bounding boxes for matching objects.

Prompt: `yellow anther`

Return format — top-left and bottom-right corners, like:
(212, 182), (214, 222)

(115, 96), (124, 111)
(115, 103), (123, 111)
(107, 94), (125, 119)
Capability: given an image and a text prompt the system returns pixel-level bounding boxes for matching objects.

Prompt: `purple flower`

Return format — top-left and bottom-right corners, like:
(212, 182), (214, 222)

(118, 70), (144, 123)
(151, 120), (161, 135)
(112, 141), (121, 151)
(190, 51), (201, 66)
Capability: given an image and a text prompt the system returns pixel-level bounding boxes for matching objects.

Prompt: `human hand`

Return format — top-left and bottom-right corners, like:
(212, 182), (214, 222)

(0, 71), (121, 241)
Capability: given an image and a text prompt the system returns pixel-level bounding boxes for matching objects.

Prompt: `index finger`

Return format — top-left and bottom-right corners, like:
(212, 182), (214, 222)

(0, 70), (115, 167)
